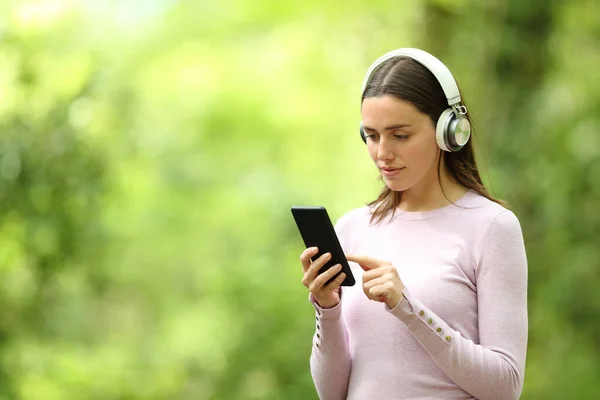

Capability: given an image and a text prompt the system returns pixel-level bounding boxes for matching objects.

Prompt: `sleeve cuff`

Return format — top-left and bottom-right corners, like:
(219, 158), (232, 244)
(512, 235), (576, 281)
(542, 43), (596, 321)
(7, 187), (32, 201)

(385, 286), (415, 314)
(308, 289), (343, 319)
(386, 286), (454, 354)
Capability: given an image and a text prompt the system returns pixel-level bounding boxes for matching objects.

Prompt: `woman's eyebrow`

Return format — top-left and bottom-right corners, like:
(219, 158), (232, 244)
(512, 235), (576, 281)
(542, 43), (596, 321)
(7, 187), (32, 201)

(362, 124), (411, 132)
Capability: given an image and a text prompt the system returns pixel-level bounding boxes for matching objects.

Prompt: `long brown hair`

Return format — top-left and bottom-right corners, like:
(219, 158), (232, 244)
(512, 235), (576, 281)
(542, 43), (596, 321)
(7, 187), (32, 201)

(362, 56), (505, 225)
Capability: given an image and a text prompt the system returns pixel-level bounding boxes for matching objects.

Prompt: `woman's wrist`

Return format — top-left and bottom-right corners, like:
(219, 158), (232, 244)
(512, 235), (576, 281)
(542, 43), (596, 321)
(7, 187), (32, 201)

(314, 295), (339, 309)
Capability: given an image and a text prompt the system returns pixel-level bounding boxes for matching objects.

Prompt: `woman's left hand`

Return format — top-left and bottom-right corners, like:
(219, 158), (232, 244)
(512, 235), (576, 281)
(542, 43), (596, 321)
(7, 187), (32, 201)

(346, 254), (406, 309)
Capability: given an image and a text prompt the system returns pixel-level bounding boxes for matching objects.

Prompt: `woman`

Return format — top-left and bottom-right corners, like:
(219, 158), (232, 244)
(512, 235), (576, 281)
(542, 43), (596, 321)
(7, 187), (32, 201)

(299, 48), (528, 400)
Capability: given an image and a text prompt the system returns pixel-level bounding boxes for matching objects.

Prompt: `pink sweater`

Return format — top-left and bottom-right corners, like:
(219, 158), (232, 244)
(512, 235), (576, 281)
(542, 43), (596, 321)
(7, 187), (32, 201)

(309, 190), (528, 400)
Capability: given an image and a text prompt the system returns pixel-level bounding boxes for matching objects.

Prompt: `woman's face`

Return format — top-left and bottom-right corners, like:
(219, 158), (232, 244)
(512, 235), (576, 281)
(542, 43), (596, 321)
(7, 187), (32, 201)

(361, 94), (441, 192)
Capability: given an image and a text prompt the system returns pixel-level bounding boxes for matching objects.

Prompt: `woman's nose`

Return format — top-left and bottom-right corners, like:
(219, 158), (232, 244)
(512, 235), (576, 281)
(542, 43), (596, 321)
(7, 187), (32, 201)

(377, 138), (395, 162)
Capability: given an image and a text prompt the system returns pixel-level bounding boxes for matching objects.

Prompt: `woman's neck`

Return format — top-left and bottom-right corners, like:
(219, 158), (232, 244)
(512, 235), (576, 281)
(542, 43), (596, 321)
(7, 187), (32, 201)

(398, 165), (468, 212)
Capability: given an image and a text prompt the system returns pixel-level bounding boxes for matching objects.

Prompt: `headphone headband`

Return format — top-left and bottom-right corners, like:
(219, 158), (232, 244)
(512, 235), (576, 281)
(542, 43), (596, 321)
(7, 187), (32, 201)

(361, 48), (462, 106)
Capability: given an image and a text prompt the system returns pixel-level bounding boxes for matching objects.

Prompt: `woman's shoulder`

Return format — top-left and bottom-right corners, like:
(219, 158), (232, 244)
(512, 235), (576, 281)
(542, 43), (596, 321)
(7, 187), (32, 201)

(461, 190), (523, 237)
(334, 205), (372, 229)
(333, 206), (372, 253)
(334, 190), (522, 230)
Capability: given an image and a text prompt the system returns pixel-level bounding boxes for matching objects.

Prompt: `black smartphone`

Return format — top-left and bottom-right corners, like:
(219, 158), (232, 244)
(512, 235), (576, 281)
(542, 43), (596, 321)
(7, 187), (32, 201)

(291, 206), (355, 286)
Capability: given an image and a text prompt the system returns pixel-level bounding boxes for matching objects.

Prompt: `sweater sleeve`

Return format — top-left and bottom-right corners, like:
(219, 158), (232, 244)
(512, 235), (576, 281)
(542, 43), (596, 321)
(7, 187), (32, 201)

(307, 212), (354, 400)
(387, 210), (528, 400)
(309, 291), (351, 400)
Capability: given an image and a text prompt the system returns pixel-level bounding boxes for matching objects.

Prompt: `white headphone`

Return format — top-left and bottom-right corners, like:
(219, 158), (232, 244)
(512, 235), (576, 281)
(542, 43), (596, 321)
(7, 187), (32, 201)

(359, 48), (471, 152)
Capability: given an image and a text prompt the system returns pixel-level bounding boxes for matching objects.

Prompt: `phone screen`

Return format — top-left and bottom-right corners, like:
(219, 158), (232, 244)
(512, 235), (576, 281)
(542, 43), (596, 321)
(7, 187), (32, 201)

(291, 206), (355, 286)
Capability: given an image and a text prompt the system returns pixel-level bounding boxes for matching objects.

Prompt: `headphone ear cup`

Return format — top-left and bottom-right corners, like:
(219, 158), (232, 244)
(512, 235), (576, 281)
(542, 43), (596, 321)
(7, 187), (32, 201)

(359, 123), (367, 144)
(448, 115), (471, 150)
(435, 108), (454, 152)
(435, 109), (471, 152)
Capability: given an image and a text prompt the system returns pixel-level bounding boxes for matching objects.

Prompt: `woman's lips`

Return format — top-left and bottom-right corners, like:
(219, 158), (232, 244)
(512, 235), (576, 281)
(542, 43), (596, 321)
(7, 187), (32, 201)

(381, 167), (404, 177)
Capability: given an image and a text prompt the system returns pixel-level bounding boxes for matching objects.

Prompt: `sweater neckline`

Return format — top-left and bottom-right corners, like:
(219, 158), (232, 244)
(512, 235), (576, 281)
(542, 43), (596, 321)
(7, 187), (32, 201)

(388, 189), (478, 221)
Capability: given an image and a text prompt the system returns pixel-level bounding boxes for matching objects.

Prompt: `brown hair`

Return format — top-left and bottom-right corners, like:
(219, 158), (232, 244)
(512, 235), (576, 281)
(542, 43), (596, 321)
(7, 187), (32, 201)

(362, 56), (506, 225)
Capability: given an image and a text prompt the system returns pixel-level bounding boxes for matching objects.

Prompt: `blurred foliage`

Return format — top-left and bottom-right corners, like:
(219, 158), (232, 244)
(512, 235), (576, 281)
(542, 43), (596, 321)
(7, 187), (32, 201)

(0, 0), (599, 399)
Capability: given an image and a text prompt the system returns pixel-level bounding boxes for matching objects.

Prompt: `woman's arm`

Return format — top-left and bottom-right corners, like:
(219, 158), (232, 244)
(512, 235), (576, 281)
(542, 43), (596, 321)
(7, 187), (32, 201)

(307, 213), (356, 400)
(309, 292), (352, 400)
(390, 210), (528, 400)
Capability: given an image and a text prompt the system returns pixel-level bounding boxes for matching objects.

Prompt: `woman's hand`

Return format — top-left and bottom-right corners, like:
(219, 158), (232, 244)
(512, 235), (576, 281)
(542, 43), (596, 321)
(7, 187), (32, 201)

(346, 255), (405, 309)
(300, 247), (346, 309)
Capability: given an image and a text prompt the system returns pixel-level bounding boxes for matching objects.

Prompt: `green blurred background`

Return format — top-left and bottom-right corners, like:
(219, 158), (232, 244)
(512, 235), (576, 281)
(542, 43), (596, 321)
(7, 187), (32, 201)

(0, 0), (599, 399)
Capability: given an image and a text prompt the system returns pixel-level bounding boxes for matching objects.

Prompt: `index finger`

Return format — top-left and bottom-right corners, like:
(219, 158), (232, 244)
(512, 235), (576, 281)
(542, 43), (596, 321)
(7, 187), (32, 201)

(300, 247), (319, 272)
(345, 254), (391, 271)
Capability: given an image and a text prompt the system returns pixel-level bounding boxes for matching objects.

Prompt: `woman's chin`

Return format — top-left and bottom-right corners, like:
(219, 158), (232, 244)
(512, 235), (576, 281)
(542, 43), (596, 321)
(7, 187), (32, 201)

(384, 180), (409, 192)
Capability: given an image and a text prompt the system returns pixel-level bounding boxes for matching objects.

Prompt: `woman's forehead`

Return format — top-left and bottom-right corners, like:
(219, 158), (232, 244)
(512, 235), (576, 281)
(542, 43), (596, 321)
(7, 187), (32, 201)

(361, 95), (423, 125)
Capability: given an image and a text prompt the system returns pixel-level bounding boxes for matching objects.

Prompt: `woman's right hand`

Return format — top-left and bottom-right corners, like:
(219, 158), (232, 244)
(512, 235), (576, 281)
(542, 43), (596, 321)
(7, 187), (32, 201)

(300, 247), (346, 309)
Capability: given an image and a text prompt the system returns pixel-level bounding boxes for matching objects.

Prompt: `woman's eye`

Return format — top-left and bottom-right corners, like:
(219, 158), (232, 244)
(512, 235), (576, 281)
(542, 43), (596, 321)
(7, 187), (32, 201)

(394, 134), (408, 140)
(366, 134), (379, 141)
